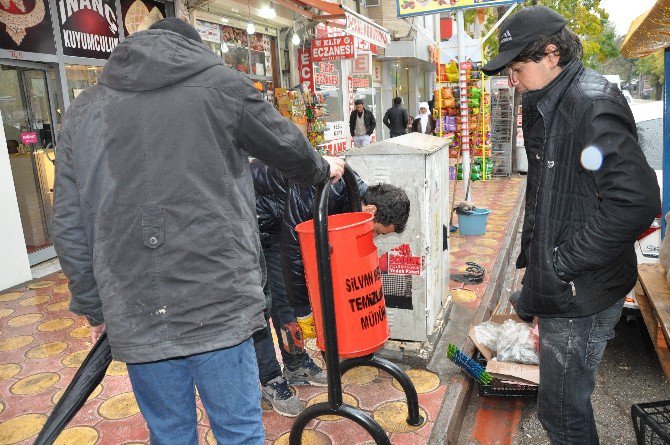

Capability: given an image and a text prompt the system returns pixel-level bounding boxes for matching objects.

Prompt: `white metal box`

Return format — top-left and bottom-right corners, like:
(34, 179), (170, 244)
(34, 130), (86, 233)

(345, 134), (450, 342)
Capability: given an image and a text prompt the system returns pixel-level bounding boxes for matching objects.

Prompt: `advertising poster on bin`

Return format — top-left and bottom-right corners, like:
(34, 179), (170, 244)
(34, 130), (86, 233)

(57, 0), (120, 59)
(0, 0), (56, 54)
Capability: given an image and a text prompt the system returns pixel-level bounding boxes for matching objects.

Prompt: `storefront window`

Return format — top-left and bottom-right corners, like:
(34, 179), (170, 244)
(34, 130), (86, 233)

(221, 26), (250, 74)
(392, 63), (410, 113)
(65, 65), (103, 101)
(314, 60), (343, 122)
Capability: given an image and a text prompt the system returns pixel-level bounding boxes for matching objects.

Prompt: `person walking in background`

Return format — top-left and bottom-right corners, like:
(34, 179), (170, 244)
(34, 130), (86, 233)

(52, 18), (344, 445)
(383, 96), (408, 138)
(411, 102), (436, 135)
(349, 98), (376, 147)
(483, 6), (659, 444)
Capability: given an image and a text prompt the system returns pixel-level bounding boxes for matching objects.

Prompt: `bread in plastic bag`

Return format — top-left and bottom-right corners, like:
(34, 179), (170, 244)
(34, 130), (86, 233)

(496, 319), (539, 365)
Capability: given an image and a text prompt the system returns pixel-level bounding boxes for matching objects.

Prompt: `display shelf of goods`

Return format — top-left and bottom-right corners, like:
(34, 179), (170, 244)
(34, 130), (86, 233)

(275, 88), (306, 124)
(456, 159), (494, 181)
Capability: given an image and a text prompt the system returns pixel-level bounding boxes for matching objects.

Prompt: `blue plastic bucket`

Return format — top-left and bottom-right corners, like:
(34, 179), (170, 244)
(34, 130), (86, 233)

(457, 208), (491, 236)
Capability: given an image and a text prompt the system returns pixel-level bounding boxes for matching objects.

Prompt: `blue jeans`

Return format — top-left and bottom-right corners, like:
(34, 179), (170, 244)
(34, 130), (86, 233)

(127, 338), (264, 445)
(537, 298), (625, 444)
(254, 236), (310, 384)
(353, 135), (371, 147)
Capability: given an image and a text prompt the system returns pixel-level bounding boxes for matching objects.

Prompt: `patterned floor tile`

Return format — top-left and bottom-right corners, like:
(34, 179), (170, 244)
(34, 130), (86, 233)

(0, 176), (526, 445)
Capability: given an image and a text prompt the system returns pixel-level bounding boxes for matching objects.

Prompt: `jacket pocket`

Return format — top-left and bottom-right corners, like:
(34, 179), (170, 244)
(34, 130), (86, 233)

(142, 207), (164, 249)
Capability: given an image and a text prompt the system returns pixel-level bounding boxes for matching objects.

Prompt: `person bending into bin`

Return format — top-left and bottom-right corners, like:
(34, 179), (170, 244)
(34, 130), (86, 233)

(349, 99), (376, 147)
(51, 18), (345, 445)
(482, 6), (659, 444)
(249, 159), (410, 416)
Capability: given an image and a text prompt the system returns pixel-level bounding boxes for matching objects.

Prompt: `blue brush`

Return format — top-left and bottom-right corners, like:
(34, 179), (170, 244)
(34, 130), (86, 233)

(447, 343), (492, 385)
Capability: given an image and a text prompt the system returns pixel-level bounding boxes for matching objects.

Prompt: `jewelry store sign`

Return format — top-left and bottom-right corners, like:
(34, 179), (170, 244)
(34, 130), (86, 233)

(58, 0), (120, 59)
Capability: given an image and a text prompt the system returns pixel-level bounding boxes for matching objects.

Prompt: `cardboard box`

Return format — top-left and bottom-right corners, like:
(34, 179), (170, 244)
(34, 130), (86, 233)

(468, 314), (540, 385)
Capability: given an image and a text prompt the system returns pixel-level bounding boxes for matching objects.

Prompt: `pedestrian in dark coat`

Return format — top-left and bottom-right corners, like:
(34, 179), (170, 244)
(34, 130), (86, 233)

(383, 96), (409, 137)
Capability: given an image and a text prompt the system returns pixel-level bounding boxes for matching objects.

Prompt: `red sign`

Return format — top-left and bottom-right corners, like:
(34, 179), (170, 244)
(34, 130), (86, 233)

(319, 138), (348, 155)
(355, 37), (377, 55)
(387, 244), (423, 275)
(21, 132), (38, 144)
(314, 62), (339, 88)
(348, 76), (355, 111)
(460, 61), (472, 70)
(298, 48), (314, 93)
(311, 36), (355, 62)
(351, 75), (372, 89)
(352, 51), (372, 75)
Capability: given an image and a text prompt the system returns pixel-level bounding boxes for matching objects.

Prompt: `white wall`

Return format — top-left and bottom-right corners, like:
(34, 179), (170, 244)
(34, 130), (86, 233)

(0, 111), (32, 290)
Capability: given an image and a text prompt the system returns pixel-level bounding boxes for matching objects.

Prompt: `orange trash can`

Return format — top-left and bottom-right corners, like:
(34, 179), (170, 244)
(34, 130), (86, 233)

(296, 212), (390, 358)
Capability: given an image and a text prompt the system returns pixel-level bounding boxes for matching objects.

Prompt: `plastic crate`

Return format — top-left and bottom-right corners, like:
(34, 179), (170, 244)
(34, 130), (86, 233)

(632, 401), (670, 444)
(474, 353), (539, 398)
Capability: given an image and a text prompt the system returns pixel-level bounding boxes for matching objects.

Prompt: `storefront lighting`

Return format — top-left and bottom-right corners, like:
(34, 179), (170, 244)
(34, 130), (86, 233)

(222, 43), (229, 53)
(220, 17), (229, 23)
(292, 32), (300, 45)
(260, 4), (276, 19)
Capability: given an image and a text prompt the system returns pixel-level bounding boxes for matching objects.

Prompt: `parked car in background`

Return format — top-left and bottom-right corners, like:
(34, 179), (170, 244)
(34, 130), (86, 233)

(632, 101), (663, 264)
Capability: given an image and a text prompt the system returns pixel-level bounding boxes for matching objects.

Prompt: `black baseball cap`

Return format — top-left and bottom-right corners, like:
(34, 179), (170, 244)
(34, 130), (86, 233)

(482, 6), (568, 76)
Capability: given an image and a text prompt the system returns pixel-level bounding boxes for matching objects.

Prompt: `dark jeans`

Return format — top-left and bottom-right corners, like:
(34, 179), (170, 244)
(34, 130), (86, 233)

(537, 298), (625, 444)
(253, 235), (310, 385)
(127, 338), (263, 445)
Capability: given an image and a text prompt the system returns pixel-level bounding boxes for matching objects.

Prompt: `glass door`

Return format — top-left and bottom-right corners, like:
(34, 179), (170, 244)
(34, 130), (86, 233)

(1, 64), (58, 265)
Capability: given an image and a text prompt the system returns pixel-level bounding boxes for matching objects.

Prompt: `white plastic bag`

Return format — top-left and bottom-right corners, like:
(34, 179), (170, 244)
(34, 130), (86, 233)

(473, 321), (502, 352)
(496, 319), (539, 365)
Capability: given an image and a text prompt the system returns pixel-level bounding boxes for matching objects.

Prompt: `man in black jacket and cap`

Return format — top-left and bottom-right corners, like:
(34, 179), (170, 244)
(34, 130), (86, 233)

(483, 6), (659, 444)
(52, 18), (344, 444)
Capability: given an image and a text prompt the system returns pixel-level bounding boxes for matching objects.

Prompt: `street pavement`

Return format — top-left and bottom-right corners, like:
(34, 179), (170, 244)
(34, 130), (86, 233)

(0, 177), (526, 445)
(457, 244), (670, 445)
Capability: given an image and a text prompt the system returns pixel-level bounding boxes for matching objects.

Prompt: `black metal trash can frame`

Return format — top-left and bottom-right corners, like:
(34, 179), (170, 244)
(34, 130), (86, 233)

(289, 165), (424, 445)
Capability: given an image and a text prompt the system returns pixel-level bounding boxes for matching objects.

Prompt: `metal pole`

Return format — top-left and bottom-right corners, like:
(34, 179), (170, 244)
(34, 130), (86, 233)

(312, 181), (344, 408)
(663, 47), (670, 236)
(457, 10), (471, 201)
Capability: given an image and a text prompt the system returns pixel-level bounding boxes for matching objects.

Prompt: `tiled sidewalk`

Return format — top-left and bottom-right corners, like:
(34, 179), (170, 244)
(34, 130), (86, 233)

(0, 176), (525, 445)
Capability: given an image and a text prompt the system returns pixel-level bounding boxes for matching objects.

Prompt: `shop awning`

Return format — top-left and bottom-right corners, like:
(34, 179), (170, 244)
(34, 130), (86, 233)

(275, 0), (391, 48)
(620, 0), (670, 58)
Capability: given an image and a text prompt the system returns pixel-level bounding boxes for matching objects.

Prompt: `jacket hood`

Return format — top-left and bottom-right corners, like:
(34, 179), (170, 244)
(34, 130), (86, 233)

(99, 29), (223, 92)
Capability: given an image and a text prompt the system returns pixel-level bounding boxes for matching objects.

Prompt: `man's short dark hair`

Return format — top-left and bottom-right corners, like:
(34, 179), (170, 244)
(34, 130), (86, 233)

(393, 97), (402, 105)
(512, 26), (582, 68)
(150, 18), (203, 44)
(354, 99), (364, 105)
(363, 184), (410, 233)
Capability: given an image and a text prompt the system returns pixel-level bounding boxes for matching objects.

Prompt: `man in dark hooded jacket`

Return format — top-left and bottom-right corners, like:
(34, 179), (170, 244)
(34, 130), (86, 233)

(51, 18), (344, 445)
(483, 7), (659, 444)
